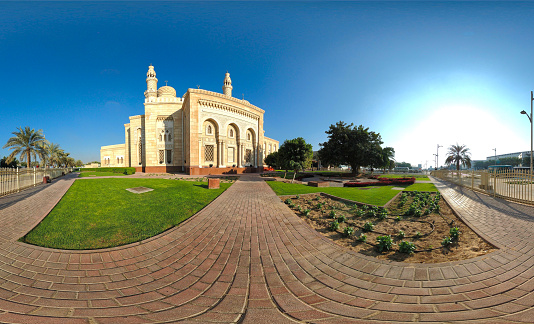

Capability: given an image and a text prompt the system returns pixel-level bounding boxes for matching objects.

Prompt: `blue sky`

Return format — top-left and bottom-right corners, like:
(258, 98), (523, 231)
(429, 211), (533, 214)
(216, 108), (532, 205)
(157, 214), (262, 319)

(1, 1), (534, 167)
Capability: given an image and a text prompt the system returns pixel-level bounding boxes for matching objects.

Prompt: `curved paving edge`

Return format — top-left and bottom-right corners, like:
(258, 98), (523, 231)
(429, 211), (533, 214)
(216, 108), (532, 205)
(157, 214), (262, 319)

(0, 175), (532, 323)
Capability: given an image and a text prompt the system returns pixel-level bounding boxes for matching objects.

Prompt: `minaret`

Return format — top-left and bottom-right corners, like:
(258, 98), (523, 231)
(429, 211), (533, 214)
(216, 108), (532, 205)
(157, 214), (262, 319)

(144, 65), (158, 98)
(222, 71), (232, 97)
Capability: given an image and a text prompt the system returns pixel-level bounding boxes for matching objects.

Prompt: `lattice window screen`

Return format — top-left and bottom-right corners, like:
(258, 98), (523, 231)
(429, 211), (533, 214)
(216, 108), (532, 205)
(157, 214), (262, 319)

(205, 145), (214, 162)
(138, 143), (142, 165)
(245, 149), (252, 163)
(166, 150), (172, 164)
(159, 150), (164, 164)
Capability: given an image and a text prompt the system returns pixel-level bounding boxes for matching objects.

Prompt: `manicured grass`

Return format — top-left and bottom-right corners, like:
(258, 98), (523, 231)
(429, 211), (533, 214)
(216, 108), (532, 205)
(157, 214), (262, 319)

(79, 171), (126, 177)
(21, 179), (231, 249)
(267, 182), (401, 206)
(403, 183), (438, 192)
(267, 181), (438, 205)
(379, 174), (431, 181)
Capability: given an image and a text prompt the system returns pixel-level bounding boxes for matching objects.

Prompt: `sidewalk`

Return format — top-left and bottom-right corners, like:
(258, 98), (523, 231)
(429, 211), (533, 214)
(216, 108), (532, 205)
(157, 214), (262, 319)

(0, 174), (532, 323)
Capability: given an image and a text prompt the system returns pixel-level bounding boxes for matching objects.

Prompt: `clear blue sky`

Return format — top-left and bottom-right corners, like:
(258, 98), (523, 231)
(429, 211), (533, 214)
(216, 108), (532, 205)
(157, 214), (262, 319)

(2, 1), (534, 167)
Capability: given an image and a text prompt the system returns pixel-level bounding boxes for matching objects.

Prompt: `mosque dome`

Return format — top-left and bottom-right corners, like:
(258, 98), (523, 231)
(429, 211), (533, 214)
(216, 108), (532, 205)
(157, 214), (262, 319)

(157, 85), (176, 97)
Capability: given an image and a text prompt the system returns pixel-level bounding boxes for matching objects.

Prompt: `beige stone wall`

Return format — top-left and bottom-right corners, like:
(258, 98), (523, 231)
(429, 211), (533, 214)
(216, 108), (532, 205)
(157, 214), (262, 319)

(263, 136), (280, 165)
(100, 144), (126, 167)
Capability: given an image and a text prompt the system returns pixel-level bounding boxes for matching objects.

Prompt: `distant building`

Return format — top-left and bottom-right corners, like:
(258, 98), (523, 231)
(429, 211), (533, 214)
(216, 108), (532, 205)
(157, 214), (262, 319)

(486, 151), (531, 161)
(100, 65), (278, 175)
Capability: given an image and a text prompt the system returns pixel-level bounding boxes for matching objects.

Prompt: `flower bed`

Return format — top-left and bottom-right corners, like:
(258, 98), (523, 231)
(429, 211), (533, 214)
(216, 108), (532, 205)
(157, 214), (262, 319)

(344, 177), (415, 187)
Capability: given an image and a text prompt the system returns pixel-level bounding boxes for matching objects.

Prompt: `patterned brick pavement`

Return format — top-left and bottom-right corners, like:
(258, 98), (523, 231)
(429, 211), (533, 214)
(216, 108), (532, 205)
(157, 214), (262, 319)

(0, 174), (533, 323)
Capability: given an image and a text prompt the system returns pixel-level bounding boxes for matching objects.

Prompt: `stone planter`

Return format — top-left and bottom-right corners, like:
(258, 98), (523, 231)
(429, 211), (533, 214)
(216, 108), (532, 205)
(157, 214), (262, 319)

(208, 178), (220, 189)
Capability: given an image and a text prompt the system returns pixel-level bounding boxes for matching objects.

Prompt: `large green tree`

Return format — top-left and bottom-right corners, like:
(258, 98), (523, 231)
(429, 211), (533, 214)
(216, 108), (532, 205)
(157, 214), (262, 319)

(43, 142), (65, 167)
(380, 147), (395, 173)
(278, 137), (313, 182)
(445, 144), (472, 171)
(264, 151), (280, 169)
(3, 126), (48, 168)
(318, 122), (384, 174)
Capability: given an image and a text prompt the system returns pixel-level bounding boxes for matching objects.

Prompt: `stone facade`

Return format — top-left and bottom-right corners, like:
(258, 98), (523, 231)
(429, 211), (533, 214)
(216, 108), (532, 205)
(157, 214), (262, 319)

(100, 65), (279, 174)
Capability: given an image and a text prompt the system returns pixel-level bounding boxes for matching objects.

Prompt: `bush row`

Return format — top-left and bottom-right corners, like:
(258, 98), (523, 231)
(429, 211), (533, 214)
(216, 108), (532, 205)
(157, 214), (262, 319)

(344, 177), (415, 187)
(81, 167), (136, 175)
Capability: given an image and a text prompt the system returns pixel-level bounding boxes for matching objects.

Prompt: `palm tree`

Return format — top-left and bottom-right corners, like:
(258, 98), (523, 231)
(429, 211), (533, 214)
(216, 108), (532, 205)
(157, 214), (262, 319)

(3, 127), (48, 168)
(43, 142), (64, 167)
(445, 144), (472, 171)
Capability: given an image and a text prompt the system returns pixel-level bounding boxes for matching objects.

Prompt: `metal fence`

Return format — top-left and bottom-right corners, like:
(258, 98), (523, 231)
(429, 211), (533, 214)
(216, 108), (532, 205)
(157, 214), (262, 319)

(431, 169), (534, 205)
(0, 167), (73, 197)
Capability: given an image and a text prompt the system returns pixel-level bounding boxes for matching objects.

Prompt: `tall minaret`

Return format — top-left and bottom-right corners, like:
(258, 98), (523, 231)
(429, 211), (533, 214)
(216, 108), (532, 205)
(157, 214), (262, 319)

(222, 71), (232, 97)
(144, 65), (158, 98)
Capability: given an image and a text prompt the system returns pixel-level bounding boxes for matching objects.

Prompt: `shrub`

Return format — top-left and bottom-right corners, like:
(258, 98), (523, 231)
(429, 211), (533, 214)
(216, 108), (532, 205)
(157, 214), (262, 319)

(398, 241), (416, 254)
(397, 230), (405, 239)
(337, 215), (347, 223)
(377, 209), (388, 220)
(355, 209), (365, 217)
(357, 234), (367, 242)
(363, 222), (374, 232)
(329, 221), (340, 231)
(329, 210), (337, 218)
(303, 209), (311, 216)
(284, 198), (292, 205)
(376, 235), (393, 252)
(450, 227), (461, 241)
(441, 236), (452, 246)
(343, 226), (354, 237)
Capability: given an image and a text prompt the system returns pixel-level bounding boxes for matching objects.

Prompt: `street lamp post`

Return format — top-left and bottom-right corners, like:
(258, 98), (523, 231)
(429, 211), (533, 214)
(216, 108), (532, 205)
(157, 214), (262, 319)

(520, 90), (534, 175)
(493, 148), (497, 165)
(436, 144), (442, 169)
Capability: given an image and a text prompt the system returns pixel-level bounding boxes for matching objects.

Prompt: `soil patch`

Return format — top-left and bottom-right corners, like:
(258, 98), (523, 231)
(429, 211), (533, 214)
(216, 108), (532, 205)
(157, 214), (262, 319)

(283, 192), (496, 263)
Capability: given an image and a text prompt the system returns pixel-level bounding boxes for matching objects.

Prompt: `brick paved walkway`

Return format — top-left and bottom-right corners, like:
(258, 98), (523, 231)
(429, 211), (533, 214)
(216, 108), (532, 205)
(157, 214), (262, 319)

(0, 175), (533, 323)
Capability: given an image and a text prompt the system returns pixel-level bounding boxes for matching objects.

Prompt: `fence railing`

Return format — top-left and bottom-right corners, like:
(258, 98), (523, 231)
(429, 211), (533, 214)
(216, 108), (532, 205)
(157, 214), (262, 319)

(0, 167), (74, 197)
(431, 169), (534, 205)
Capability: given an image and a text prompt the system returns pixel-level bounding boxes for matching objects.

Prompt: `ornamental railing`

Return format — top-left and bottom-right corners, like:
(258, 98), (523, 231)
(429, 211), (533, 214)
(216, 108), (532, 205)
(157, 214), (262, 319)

(431, 169), (534, 205)
(0, 167), (73, 197)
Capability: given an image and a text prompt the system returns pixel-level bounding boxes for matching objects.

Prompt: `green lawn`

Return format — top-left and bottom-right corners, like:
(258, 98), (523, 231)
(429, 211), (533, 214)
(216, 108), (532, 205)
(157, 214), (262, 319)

(378, 174), (431, 181)
(21, 179), (231, 249)
(266, 181), (437, 206)
(79, 171), (126, 177)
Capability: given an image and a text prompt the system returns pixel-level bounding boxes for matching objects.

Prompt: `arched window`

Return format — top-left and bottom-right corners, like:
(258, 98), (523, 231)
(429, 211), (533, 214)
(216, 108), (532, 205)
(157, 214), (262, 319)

(247, 132), (251, 141)
(229, 129), (234, 138)
(207, 125), (213, 135)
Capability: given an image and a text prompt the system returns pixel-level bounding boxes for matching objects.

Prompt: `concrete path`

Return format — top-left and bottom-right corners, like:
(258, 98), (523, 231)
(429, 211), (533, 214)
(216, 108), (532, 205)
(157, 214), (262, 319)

(0, 175), (533, 323)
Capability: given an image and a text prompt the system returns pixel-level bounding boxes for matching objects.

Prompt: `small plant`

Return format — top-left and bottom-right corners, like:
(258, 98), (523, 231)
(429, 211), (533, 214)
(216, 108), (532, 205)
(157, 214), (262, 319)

(337, 215), (347, 223)
(398, 241), (416, 254)
(357, 234), (367, 242)
(355, 209), (365, 217)
(284, 198), (292, 205)
(441, 236), (452, 246)
(303, 209), (311, 216)
(314, 196), (321, 201)
(289, 202), (295, 208)
(329, 210), (337, 218)
(296, 194), (300, 199)
(343, 226), (354, 237)
(363, 222), (374, 232)
(449, 227), (461, 241)
(377, 209), (388, 220)
(397, 230), (405, 239)
(395, 216), (402, 222)
(297, 205), (302, 212)
(329, 220), (340, 231)
(376, 235), (393, 252)
(414, 231), (422, 238)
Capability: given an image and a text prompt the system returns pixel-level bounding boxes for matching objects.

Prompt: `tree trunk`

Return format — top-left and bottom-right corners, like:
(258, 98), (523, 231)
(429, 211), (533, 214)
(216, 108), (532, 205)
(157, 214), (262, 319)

(27, 150), (30, 169)
(291, 172), (296, 184)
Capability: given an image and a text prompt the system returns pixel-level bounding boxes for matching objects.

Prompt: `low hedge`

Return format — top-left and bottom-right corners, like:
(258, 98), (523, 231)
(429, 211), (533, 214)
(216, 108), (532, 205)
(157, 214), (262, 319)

(344, 177), (415, 187)
(81, 167), (136, 175)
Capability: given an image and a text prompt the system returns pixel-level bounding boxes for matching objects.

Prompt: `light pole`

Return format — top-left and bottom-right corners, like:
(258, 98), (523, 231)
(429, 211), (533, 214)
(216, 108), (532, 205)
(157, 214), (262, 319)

(493, 148), (497, 165)
(433, 154), (437, 170)
(436, 144), (442, 169)
(520, 90), (534, 175)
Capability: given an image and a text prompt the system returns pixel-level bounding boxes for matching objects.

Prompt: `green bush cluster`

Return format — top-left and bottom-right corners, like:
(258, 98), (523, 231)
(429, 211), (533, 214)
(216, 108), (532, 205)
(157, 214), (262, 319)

(82, 167), (136, 175)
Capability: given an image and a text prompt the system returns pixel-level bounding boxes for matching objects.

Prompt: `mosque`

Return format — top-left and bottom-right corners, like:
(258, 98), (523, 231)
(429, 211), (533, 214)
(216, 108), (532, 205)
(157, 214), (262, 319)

(100, 65), (279, 175)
